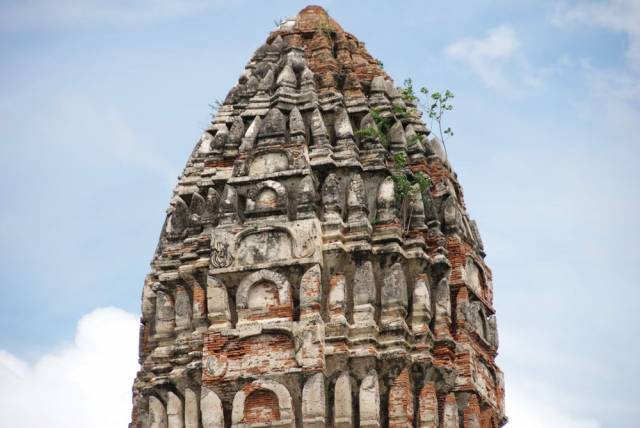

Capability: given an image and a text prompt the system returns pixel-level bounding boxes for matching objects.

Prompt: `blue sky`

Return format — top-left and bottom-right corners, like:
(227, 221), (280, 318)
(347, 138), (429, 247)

(0, 1), (638, 426)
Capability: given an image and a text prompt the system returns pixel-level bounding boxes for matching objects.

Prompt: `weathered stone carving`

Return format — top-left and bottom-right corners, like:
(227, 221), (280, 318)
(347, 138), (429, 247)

(132, 6), (505, 428)
(333, 372), (353, 428)
(411, 273), (432, 334)
(302, 373), (326, 427)
(381, 263), (409, 328)
(360, 370), (381, 428)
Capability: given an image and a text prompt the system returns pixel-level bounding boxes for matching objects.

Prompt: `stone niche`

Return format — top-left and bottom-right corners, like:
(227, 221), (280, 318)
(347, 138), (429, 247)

(231, 379), (295, 428)
(209, 219), (322, 273)
(237, 229), (294, 264)
(464, 258), (485, 298)
(236, 269), (293, 323)
(245, 180), (289, 218)
(248, 150), (290, 176)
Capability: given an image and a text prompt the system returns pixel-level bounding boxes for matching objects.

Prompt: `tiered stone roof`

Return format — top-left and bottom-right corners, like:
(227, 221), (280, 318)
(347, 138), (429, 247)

(131, 6), (505, 428)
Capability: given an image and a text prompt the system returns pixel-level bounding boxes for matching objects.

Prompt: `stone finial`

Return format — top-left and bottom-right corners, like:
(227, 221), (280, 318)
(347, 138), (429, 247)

(201, 187), (220, 224)
(227, 116), (245, 155)
(211, 124), (228, 154)
(334, 107), (354, 139)
(286, 48), (306, 72)
(359, 111), (378, 133)
(218, 185), (239, 225)
(289, 107), (306, 141)
(297, 175), (317, 219)
(334, 372), (353, 428)
(411, 273), (432, 334)
(423, 190), (438, 223)
(354, 260), (376, 307)
(353, 260), (377, 326)
(321, 173), (342, 215)
(239, 115), (262, 153)
(347, 173), (367, 215)
(206, 275), (231, 329)
(168, 196), (189, 235)
(389, 119), (407, 152)
(360, 370), (381, 428)
(245, 74), (259, 94)
(433, 274), (452, 339)
(270, 34), (284, 50)
(371, 75), (386, 93)
(258, 68), (275, 92)
(155, 288), (175, 337)
(345, 173), (372, 242)
(198, 131), (214, 154)
(301, 66), (315, 92)
(310, 108), (328, 143)
(175, 284), (192, 333)
(409, 185), (427, 230)
(189, 193), (206, 225)
(328, 273), (347, 325)
(381, 263), (408, 328)
(375, 176), (398, 224)
(300, 264), (322, 318)
(258, 107), (286, 138)
(277, 63), (297, 88)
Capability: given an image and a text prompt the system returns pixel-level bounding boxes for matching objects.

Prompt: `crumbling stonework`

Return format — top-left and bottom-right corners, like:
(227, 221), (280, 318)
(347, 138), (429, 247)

(131, 6), (505, 427)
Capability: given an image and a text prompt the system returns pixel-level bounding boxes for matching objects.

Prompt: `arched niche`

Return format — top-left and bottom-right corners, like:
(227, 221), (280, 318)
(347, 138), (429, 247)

(231, 380), (294, 427)
(245, 180), (288, 216)
(236, 270), (292, 324)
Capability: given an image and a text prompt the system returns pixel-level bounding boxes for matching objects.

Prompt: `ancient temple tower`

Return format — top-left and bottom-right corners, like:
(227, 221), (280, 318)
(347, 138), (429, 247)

(131, 6), (505, 428)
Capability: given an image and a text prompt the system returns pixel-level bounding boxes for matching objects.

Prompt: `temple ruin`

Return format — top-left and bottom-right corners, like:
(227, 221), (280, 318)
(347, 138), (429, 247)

(131, 6), (505, 427)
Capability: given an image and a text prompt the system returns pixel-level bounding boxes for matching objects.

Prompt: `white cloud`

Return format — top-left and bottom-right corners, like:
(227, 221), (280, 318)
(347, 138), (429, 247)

(0, 307), (139, 428)
(445, 25), (519, 89)
(554, 0), (640, 71)
(507, 374), (602, 428)
(444, 25), (542, 92)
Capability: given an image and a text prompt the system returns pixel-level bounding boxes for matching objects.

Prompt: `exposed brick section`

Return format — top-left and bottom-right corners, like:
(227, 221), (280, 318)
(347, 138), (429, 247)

(463, 394), (482, 428)
(243, 389), (281, 423)
(388, 368), (414, 428)
(419, 382), (438, 428)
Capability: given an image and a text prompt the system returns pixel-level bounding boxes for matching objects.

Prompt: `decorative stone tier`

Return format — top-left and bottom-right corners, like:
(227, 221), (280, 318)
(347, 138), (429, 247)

(131, 5), (505, 428)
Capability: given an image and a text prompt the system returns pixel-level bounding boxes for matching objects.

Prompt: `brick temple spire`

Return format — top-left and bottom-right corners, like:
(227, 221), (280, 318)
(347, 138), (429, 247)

(131, 6), (505, 427)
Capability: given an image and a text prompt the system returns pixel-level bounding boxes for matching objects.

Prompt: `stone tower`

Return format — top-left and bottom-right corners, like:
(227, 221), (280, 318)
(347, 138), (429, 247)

(131, 6), (505, 428)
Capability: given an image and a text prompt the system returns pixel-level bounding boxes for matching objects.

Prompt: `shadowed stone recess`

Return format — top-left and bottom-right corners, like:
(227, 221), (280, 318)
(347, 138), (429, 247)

(131, 5), (505, 428)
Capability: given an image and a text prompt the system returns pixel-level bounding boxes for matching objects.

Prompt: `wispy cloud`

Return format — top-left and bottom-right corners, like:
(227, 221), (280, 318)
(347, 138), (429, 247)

(0, 308), (139, 427)
(444, 25), (543, 93)
(554, 0), (640, 71)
